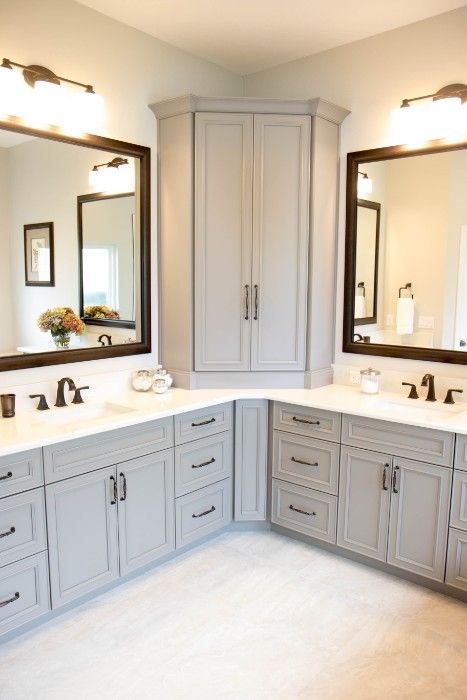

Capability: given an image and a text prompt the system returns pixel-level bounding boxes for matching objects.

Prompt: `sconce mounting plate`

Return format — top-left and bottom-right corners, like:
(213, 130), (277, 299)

(22, 64), (60, 87)
(434, 83), (467, 103)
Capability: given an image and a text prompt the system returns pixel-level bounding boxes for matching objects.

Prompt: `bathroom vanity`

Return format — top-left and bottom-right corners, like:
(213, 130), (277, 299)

(1, 385), (466, 642)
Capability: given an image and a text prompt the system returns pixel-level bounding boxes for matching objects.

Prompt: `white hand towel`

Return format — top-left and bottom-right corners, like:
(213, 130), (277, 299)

(396, 297), (414, 335)
(354, 295), (366, 319)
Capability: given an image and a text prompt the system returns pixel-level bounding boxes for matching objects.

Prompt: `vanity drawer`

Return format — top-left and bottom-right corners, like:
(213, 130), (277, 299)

(174, 403), (233, 445)
(273, 403), (341, 443)
(175, 432), (232, 497)
(43, 417), (174, 483)
(0, 449), (43, 499)
(0, 551), (50, 637)
(175, 479), (232, 548)
(271, 479), (337, 543)
(451, 470), (467, 531)
(0, 488), (47, 568)
(445, 528), (467, 591)
(454, 435), (467, 472)
(341, 415), (454, 467)
(272, 431), (339, 495)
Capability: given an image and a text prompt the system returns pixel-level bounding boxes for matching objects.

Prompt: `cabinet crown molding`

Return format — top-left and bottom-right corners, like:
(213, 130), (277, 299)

(149, 94), (350, 125)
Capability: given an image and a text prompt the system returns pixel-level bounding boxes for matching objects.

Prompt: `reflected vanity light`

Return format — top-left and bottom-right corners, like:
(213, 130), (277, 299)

(89, 157), (135, 193)
(0, 58), (104, 134)
(390, 83), (467, 145)
(357, 171), (372, 197)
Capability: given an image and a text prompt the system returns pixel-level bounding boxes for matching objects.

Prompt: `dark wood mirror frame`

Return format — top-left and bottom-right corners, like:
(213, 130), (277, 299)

(0, 118), (151, 371)
(343, 137), (467, 365)
(354, 199), (380, 327)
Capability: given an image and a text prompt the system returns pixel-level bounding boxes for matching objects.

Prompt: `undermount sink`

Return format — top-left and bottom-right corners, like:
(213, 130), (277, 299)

(31, 401), (136, 429)
(372, 396), (467, 420)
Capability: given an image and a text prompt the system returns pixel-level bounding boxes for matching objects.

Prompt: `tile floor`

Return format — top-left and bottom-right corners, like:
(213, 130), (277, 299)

(0, 531), (466, 699)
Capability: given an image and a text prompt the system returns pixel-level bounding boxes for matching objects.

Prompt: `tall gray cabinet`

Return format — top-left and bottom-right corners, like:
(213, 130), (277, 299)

(151, 96), (349, 389)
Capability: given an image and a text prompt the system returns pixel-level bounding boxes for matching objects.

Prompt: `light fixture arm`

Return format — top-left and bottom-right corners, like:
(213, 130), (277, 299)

(91, 157), (129, 171)
(400, 83), (467, 108)
(2, 58), (95, 93)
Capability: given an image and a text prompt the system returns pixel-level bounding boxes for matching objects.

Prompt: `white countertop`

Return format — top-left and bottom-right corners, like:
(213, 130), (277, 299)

(1, 384), (466, 458)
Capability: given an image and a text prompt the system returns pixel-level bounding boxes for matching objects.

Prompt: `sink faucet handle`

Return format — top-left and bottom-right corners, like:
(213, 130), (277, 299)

(71, 386), (90, 405)
(29, 394), (50, 411)
(402, 382), (419, 400)
(444, 388), (463, 405)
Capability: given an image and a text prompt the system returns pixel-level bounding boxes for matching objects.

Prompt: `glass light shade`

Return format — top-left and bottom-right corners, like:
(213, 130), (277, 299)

(88, 167), (102, 189)
(118, 161), (135, 192)
(0, 65), (29, 118)
(426, 96), (462, 140)
(67, 90), (104, 134)
(32, 80), (66, 127)
(101, 165), (119, 192)
(357, 174), (372, 197)
(390, 104), (425, 145)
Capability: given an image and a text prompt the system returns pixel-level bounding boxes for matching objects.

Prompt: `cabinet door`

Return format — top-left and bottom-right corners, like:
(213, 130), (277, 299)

(337, 447), (392, 562)
(46, 466), (119, 608)
(387, 459), (451, 581)
(194, 113), (253, 371)
(117, 449), (175, 576)
(251, 114), (310, 371)
(234, 400), (268, 521)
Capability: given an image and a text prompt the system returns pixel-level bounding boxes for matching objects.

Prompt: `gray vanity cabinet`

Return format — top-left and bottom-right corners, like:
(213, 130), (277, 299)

(387, 459), (451, 581)
(337, 447), (392, 562)
(117, 449), (175, 576)
(234, 400), (268, 521)
(46, 465), (119, 608)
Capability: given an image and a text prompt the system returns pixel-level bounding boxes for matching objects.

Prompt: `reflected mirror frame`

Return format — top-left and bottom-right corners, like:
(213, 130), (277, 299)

(77, 192), (136, 330)
(0, 118), (151, 372)
(354, 199), (380, 327)
(343, 137), (467, 365)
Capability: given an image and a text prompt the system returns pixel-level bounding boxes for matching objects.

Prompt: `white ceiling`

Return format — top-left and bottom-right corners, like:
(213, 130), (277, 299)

(75, 0), (466, 74)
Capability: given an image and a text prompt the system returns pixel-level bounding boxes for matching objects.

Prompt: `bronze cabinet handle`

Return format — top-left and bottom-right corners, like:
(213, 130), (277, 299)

(289, 504), (316, 517)
(0, 526), (15, 539)
(382, 464), (389, 491)
(254, 284), (259, 320)
(244, 284), (250, 320)
(0, 592), (19, 608)
(119, 472), (127, 501)
(291, 456), (318, 467)
(191, 417), (216, 427)
(392, 466), (400, 494)
(192, 457), (215, 469)
(192, 505), (216, 518)
(0, 471), (13, 481)
(109, 475), (117, 505)
(292, 416), (320, 426)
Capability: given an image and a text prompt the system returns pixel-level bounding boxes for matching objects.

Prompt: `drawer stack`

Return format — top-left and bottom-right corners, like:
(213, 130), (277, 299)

(271, 403), (341, 543)
(174, 403), (233, 548)
(446, 437), (467, 591)
(0, 449), (50, 636)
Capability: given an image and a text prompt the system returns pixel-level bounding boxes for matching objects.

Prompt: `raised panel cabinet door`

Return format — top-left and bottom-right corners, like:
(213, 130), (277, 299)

(387, 459), (452, 581)
(46, 466), (119, 608)
(234, 400), (268, 521)
(117, 449), (175, 576)
(251, 114), (310, 371)
(194, 113), (253, 371)
(337, 447), (392, 562)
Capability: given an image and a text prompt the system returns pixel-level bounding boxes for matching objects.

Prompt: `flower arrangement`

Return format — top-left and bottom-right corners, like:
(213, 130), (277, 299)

(37, 307), (85, 349)
(83, 305), (120, 320)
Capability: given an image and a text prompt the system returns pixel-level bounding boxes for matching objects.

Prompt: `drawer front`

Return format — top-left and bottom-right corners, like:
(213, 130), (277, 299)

(175, 432), (232, 497)
(43, 417), (174, 483)
(273, 403), (341, 443)
(271, 479), (337, 543)
(341, 415), (454, 467)
(451, 470), (467, 531)
(445, 528), (467, 591)
(175, 403), (233, 445)
(454, 435), (467, 471)
(272, 430), (339, 495)
(0, 488), (47, 567)
(176, 479), (232, 548)
(0, 449), (43, 499)
(0, 551), (50, 636)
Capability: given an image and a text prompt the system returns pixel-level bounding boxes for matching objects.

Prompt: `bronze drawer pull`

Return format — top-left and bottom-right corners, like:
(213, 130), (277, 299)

(382, 463), (389, 491)
(289, 504), (316, 517)
(254, 284), (259, 320)
(119, 472), (127, 502)
(0, 592), (19, 608)
(0, 526), (15, 539)
(292, 416), (320, 426)
(291, 456), (318, 467)
(192, 505), (216, 518)
(191, 417), (216, 427)
(109, 475), (117, 505)
(192, 457), (215, 469)
(392, 466), (400, 494)
(244, 284), (250, 320)
(0, 471), (13, 481)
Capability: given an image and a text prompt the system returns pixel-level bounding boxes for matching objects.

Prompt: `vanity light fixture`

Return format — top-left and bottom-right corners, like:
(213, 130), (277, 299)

(89, 157), (134, 192)
(357, 171), (372, 197)
(391, 83), (467, 145)
(0, 58), (104, 133)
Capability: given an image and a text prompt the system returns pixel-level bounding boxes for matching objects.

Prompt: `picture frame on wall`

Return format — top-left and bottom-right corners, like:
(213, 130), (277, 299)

(24, 222), (55, 287)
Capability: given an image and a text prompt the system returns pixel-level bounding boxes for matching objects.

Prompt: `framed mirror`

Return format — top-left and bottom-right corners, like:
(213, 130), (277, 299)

(344, 138), (467, 364)
(0, 119), (150, 371)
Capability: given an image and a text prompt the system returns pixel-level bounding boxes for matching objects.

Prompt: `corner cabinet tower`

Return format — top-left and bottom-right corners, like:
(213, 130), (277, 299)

(151, 96), (349, 388)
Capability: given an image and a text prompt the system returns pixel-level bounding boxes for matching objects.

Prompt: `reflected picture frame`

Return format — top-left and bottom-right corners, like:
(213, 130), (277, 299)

(24, 221), (55, 287)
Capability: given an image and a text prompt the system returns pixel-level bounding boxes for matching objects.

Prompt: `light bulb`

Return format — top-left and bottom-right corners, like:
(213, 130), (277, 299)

(426, 96), (461, 140)
(32, 80), (66, 127)
(0, 65), (29, 118)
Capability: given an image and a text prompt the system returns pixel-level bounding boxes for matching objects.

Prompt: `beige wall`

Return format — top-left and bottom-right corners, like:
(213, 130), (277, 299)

(0, 149), (14, 353)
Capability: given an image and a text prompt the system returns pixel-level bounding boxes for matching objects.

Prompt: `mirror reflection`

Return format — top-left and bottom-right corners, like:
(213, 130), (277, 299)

(352, 148), (467, 352)
(0, 129), (141, 358)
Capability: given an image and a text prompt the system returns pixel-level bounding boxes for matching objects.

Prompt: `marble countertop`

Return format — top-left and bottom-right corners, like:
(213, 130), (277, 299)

(1, 384), (466, 458)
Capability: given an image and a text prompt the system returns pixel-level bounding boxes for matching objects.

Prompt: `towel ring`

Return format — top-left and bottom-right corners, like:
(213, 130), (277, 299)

(398, 282), (413, 299)
(357, 281), (366, 297)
